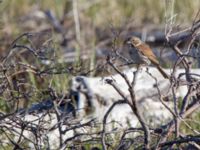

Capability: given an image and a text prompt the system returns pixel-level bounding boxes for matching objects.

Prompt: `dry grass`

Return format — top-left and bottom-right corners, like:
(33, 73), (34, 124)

(0, 1), (200, 149)
(0, 0), (199, 31)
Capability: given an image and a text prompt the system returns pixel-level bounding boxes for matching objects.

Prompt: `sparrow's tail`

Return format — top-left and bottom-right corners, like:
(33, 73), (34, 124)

(156, 65), (169, 79)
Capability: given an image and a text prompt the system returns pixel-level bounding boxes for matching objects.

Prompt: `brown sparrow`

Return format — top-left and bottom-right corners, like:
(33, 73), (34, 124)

(126, 36), (169, 79)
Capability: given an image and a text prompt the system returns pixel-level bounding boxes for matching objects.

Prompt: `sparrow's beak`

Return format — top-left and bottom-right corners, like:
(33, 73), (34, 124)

(124, 37), (132, 45)
(126, 40), (132, 44)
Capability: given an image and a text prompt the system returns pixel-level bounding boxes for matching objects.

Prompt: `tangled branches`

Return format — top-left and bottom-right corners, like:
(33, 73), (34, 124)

(0, 19), (200, 150)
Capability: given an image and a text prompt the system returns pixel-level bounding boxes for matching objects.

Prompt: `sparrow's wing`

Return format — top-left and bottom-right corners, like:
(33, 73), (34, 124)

(137, 44), (159, 65)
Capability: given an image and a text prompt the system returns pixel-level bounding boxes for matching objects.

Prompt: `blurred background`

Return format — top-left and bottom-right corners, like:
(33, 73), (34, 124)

(0, 0), (199, 110)
(0, 0), (200, 68)
(0, 1), (200, 149)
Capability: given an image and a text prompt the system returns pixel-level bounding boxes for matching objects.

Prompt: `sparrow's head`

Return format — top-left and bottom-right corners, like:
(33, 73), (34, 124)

(126, 36), (142, 47)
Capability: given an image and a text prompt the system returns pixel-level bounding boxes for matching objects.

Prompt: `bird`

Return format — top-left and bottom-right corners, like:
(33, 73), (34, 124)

(126, 36), (169, 79)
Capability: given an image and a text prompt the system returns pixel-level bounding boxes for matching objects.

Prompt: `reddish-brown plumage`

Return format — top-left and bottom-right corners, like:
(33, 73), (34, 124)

(127, 36), (169, 79)
(136, 43), (159, 65)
